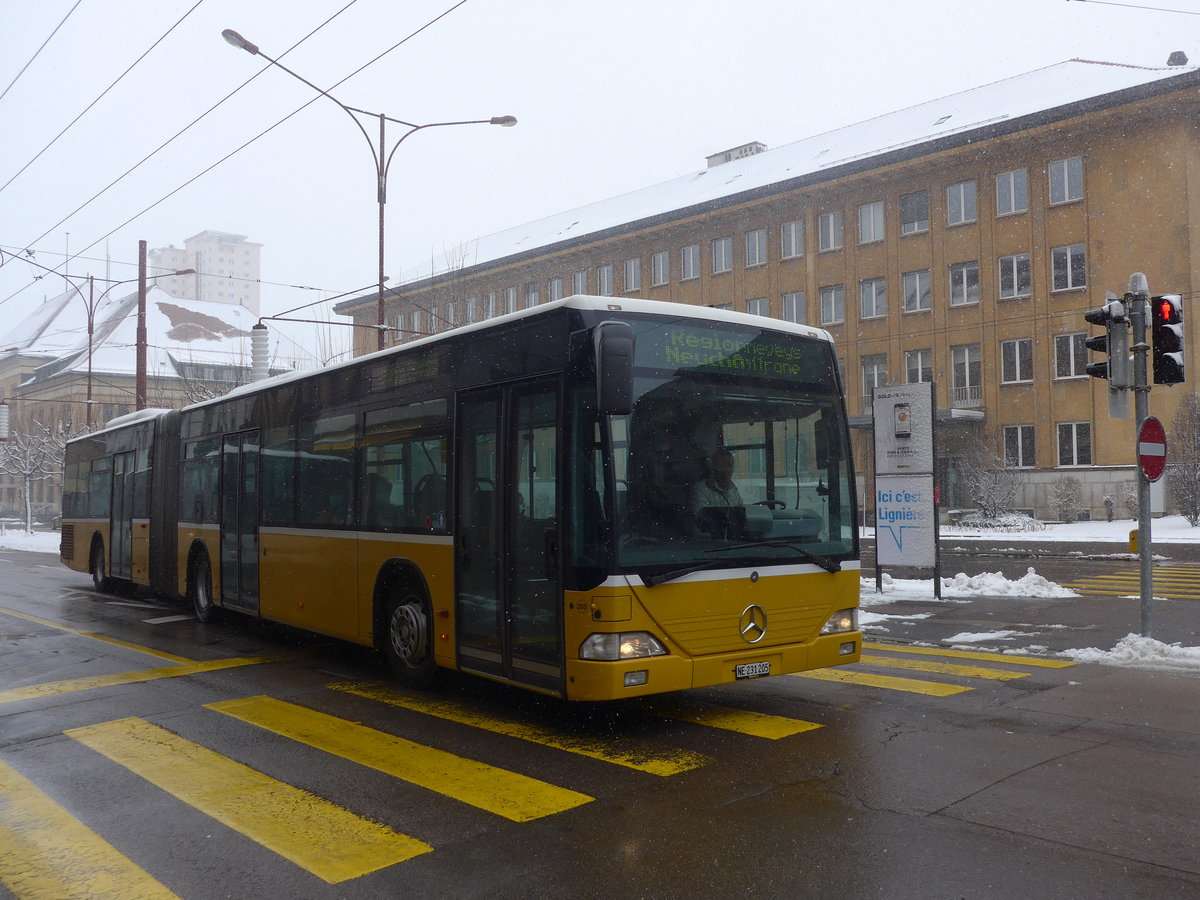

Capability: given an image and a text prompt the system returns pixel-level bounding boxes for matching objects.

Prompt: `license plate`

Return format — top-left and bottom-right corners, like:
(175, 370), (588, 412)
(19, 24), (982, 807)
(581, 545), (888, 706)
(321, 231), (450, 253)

(735, 661), (771, 679)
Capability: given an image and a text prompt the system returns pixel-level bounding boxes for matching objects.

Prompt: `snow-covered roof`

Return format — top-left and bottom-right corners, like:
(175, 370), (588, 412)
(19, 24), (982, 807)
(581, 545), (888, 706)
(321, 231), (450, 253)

(0, 286), (318, 384)
(369, 58), (1200, 296)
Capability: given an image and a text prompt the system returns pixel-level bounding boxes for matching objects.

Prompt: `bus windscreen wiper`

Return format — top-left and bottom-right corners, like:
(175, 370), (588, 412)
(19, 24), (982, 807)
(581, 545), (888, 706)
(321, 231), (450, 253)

(707, 540), (841, 573)
(641, 560), (726, 588)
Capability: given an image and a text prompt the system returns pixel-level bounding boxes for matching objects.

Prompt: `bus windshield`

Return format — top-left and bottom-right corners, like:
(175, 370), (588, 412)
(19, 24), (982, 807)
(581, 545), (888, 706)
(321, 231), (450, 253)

(612, 320), (856, 581)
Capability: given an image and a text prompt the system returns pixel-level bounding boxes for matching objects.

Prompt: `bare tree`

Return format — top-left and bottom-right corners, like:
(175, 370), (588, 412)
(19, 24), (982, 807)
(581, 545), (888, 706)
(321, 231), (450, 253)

(0, 420), (86, 533)
(1168, 391), (1200, 526)
(958, 443), (1022, 519)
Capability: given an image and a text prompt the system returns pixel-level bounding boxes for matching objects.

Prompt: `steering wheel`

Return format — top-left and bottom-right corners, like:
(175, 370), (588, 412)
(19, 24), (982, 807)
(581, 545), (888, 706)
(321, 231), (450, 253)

(755, 500), (786, 510)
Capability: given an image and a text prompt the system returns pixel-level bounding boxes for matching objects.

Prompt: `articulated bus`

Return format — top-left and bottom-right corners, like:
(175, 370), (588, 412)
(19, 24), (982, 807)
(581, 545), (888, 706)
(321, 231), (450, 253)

(62, 296), (860, 700)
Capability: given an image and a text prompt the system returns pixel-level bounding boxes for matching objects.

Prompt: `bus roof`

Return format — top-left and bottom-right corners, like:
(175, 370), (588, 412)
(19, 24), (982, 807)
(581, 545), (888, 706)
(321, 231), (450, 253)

(190, 296), (836, 413)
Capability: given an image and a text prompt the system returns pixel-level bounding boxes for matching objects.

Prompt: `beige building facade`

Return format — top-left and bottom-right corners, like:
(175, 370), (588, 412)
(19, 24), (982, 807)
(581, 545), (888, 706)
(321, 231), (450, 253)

(335, 59), (1200, 521)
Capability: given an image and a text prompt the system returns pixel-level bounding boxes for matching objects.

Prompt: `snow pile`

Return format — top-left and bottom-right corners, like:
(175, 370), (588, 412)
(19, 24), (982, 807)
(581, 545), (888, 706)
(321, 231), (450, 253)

(1063, 633), (1200, 672)
(939, 567), (1079, 598)
(0, 530), (60, 553)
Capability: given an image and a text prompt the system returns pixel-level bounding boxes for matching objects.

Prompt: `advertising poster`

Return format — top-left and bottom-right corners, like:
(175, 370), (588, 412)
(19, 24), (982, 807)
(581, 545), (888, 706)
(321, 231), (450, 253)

(874, 473), (936, 567)
(872, 382), (937, 570)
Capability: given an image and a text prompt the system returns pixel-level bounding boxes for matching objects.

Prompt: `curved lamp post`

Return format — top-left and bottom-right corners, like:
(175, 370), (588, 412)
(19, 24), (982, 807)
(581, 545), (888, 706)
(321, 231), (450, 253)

(221, 29), (516, 350)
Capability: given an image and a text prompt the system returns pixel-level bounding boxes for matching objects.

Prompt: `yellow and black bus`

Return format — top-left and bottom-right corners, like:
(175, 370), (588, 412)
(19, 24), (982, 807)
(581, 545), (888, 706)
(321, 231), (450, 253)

(62, 296), (860, 700)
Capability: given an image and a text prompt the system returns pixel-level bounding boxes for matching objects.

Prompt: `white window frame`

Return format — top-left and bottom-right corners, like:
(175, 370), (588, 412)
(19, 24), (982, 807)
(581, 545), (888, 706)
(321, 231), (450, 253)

(900, 191), (929, 235)
(624, 257), (641, 292)
(481, 292), (496, 319)
(818, 211), (843, 251)
(596, 264), (614, 296)
(524, 283), (539, 308)
(1005, 424), (1036, 468)
(504, 287), (517, 314)
(651, 250), (669, 286)
(998, 253), (1031, 299)
(946, 180), (977, 226)
(949, 261), (980, 307)
(572, 270), (587, 295)
(782, 290), (805, 324)
(548, 277), (563, 302)
(819, 284), (845, 325)
(996, 169), (1028, 216)
(745, 228), (767, 267)
(1001, 338), (1034, 384)
(860, 277), (886, 319)
(1054, 332), (1088, 379)
(746, 297), (768, 317)
(903, 269), (931, 312)
(858, 201), (884, 244)
(951, 343), (982, 407)
(681, 244), (701, 280)
(1052, 244), (1086, 291)
(905, 348), (932, 384)
(712, 236), (733, 274)
(1049, 156), (1084, 204)
(781, 220), (804, 259)
(1057, 422), (1092, 467)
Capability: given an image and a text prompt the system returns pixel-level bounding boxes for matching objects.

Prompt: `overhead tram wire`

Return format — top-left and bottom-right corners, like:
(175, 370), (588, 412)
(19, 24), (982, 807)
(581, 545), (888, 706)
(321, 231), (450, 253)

(0, 0), (86, 105)
(0, 0), (363, 305)
(0, 0), (207, 196)
(3, 0), (474, 314)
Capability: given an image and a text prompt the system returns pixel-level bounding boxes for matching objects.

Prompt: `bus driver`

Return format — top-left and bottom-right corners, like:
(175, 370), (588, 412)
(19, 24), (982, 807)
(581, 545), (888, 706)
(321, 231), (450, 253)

(692, 447), (743, 513)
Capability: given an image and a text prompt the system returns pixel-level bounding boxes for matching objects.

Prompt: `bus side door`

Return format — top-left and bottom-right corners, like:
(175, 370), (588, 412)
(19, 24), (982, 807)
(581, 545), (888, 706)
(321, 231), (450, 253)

(109, 451), (135, 580)
(220, 429), (260, 614)
(456, 381), (562, 694)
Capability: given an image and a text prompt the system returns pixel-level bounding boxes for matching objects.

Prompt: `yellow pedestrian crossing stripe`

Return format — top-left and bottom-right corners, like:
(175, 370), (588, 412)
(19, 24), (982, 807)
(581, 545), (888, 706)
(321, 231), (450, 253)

(66, 717), (432, 884)
(208, 696), (593, 821)
(0, 758), (180, 900)
(328, 681), (712, 776)
(1060, 563), (1200, 600)
(792, 667), (973, 695)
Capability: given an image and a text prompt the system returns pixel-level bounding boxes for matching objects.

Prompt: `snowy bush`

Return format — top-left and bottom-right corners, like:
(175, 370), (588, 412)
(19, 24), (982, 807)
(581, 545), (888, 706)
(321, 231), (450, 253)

(951, 511), (1045, 532)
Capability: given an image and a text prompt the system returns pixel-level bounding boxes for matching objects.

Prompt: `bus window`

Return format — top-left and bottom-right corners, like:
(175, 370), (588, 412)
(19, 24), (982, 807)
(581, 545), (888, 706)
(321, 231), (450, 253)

(181, 438), (220, 524)
(298, 414), (355, 527)
(362, 400), (449, 532)
(262, 423), (297, 526)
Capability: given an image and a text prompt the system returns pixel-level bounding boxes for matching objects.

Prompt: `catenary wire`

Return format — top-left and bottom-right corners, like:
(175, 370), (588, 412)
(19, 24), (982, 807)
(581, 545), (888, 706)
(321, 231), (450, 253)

(0, 0), (86, 105)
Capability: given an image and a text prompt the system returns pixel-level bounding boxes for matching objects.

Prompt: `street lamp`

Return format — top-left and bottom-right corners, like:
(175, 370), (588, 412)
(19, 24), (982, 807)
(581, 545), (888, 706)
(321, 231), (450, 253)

(221, 28), (517, 350)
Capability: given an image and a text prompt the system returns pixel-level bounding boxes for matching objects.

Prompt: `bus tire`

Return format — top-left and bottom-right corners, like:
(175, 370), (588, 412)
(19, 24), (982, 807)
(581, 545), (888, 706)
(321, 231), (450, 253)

(189, 552), (217, 623)
(380, 582), (437, 688)
(89, 536), (109, 592)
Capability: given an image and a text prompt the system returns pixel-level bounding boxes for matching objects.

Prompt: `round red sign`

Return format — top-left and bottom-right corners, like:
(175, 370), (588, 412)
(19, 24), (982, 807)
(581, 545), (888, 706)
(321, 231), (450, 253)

(1138, 416), (1167, 482)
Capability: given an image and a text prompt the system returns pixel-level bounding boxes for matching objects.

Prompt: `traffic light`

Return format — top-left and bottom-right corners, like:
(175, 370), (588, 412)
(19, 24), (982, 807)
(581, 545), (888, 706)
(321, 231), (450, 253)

(1084, 294), (1130, 388)
(1151, 293), (1185, 385)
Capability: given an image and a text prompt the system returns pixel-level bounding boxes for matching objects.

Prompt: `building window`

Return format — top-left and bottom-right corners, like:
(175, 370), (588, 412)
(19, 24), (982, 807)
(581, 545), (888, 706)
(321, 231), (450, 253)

(782, 291), (805, 324)
(651, 250), (669, 286)
(504, 287), (517, 313)
(818, 211), (843, 251)
(712, 236), (733, 273)
(482, 292), (496, 319)
(524, 283), (539, 308)
(1057, 422), (1092, 467)
(572, 270), (587, 294)
(949, 261), (980, 306)
(445, 301), (457, 326)
(747, 297), (768, 317)
(745, 229), (767, 267)
(860, 277), (886, 319)
(905, 348), (932, 384)
(465, 297), (477, 324)
(903, 269), (931, 312)
(951, 343), (982, 407)
(858, 201), (884, 244)
(1005, 425), (1036, 468)
(819, 284), (845, 325)
(681, 244), (701, 280)
(1001, 338), (1034, 383)
(998, 253), (1031, 299)
(712, 302), (733, 311)
(781, 220), (804, 259)
(624, 258), (641, 292)
(548, 276), (563, 302)
(1049, 156), (1084, 204)
(1052, 244), (1086, 291)
(946, 180), (977, 226)
(861, 354), (888, 411)
(596, 264), (614, 296)
(996, 169), (1028, 215)
(1054, 332), (1088, 378)
(900, 191), (929, 235)
(410, 308), (423, 334)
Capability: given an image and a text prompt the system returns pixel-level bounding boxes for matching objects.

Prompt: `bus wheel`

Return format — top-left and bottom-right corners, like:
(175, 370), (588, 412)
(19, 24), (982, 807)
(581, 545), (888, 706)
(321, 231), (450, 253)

(381, 585), (436, 688)
(89, 538), (109, 592)
(190, 553), (216, 623)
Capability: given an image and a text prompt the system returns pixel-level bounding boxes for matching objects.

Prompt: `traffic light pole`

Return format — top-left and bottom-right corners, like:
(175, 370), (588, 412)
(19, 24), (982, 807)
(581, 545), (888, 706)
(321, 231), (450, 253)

(1129, 275), (1154, 637)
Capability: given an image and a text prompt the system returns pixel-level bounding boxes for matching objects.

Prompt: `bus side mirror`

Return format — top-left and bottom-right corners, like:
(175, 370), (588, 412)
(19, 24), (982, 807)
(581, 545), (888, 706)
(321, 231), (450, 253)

(594, 322), (634, 415)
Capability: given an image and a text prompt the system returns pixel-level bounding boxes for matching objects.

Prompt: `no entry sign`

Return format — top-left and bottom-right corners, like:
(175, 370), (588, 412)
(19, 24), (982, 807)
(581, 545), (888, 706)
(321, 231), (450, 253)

(1138, 416), (1167, 482)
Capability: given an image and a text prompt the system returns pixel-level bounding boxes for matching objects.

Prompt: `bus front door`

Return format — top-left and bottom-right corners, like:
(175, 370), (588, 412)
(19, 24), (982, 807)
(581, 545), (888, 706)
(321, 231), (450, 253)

(220, 430), (260, 614)
(456, 382), (562, 693)
(109, 451), (135, 580)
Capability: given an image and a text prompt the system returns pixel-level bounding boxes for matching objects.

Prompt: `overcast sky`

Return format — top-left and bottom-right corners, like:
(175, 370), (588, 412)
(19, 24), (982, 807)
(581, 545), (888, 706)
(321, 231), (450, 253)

(0, 0), (1192, 349)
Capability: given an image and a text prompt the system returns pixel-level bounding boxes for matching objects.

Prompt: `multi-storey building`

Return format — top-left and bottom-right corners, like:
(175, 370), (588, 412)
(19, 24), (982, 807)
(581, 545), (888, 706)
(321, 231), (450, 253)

(334, 58), (1200, 521)
(148, 230), (262, 315)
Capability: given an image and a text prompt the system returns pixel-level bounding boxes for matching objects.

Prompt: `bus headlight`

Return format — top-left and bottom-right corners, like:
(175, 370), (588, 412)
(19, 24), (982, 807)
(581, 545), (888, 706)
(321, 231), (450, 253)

(579, 632), (668, 661)
(820, 608), (859, 635)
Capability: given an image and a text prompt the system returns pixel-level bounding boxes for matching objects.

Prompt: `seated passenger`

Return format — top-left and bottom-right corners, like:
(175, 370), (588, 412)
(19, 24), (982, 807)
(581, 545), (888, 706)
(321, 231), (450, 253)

(692, 447), (743, 513)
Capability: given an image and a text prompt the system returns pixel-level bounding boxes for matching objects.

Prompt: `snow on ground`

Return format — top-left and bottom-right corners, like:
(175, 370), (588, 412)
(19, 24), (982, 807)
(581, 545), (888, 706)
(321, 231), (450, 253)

(5, 524), (1196, 673)
(937, 514), (1200, 543)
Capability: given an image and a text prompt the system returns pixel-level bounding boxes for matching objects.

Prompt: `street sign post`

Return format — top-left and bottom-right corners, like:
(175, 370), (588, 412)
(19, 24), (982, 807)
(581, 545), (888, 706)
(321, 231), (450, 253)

(1138, 416), (1166, 483)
